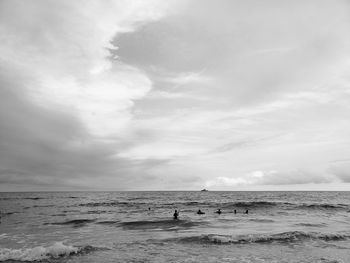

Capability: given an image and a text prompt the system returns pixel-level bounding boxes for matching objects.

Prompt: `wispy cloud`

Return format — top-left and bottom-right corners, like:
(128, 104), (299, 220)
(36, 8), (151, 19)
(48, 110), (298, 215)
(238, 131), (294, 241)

(164, 71), (212, 86)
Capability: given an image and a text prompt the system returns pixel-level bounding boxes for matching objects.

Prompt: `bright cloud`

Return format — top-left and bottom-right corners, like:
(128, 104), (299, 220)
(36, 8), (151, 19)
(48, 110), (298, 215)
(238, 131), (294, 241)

(0, 0), (177, 136)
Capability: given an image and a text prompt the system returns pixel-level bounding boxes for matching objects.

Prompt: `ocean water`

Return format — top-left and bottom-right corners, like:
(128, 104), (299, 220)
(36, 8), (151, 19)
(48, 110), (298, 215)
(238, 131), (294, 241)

(1, 191), (350, 263)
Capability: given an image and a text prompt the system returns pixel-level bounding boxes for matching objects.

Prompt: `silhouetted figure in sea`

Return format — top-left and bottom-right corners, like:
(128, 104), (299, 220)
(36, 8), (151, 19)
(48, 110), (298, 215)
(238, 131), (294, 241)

(173, 210), (179, 219)
(234, 209), (237, 214)
(215, 209), (222, 214)
(245, 209), (249, 214)
(197, 209), (205, 215)
(148, 207), (151, 211)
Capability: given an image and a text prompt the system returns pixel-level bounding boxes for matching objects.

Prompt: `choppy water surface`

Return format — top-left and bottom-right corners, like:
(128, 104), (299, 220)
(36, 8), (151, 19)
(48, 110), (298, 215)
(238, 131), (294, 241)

(1, 191), (350, 262)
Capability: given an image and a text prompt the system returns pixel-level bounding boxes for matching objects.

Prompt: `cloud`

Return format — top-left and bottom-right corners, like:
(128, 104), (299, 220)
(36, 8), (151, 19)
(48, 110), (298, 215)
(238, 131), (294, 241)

(0, 0), (177, 136)
(164, 71), (212, 86)
(205, 169), (334, 188)
(116, 0), (350, 117)
(0, 0), (180, 190)
(328, 161), (350, 183)
(112, 0), (350, 190)
(1, 0), (350, 190)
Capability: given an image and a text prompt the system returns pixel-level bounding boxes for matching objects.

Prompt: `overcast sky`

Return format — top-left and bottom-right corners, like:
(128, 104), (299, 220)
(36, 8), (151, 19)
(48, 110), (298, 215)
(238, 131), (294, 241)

(1, 0), (350, 191)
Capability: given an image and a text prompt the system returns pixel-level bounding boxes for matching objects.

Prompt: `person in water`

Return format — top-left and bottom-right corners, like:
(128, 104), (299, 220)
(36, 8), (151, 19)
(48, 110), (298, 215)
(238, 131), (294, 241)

(245, 209), (249, 214)
(215, 209), (222, 214)
(197, 209), (205, 215)
(234, 209), (237, 214)
(173, 210), (179, 219)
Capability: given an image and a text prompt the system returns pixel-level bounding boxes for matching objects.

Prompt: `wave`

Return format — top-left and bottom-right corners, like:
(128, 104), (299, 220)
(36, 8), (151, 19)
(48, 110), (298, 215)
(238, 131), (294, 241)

(0, 197), (45, 200)
(181, 201), (206, 206)
(51, 213), (66, 217)
(46, 219), (96, 227)
(173, 201), (286, 209)
(190, 201), (349, 211)
(79, 201), (117, 207)
(79, 201), (147, 207)
(249, 218), (275, 223)
(170, 231), (350, 245)
(224, 202), (348, 211)
(0, 242), (105, 262)
(33, 204), (55, 208)
(1, 196), (79, 201)
(294, 223), (327, 227)
(121, 219), (206, 230)
(24, 197), (45, 200)
(22, 205), (55, 210)
(84, 210), (111, 215)
(127, 197), (154, 201)
(297, 204), (348, 210)
(225, 201), (283, 208)
(78, 200), (285, 209)
(96, 220), (120, 225)
(77, 200), (349, 213)
(0, 212), (17, 216)
(63, 210), (80, 213)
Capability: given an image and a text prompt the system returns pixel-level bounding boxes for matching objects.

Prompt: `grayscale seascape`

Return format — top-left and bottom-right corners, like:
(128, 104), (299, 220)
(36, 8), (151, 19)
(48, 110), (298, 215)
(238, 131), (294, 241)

(1, 191), (350, 262)
(1, 0), (350, 262)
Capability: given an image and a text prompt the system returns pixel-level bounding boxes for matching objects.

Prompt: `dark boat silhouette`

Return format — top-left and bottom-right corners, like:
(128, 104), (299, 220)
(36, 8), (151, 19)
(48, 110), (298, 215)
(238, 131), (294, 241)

(200, 189), (208, 192)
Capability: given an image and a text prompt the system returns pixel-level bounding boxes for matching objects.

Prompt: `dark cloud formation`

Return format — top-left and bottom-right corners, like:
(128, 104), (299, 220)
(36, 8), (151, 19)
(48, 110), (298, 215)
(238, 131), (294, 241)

(0, 62), (172, 190)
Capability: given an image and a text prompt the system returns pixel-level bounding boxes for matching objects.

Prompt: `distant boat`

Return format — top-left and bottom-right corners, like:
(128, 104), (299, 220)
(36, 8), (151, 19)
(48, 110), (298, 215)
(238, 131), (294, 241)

(200, 189), (208, 192)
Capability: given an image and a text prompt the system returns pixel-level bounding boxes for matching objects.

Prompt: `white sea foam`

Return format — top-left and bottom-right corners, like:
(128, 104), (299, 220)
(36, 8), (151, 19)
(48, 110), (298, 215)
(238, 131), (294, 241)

(0, 242), (79, 262)
(173, 231), (350, 245)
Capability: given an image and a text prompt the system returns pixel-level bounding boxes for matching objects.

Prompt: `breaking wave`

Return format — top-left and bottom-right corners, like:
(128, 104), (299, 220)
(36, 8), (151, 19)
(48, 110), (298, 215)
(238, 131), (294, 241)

(121, 219), (206, 230)
(170, 231), (350, 245)
(297, 204), (348, 210)
(0, 242), (104, 262)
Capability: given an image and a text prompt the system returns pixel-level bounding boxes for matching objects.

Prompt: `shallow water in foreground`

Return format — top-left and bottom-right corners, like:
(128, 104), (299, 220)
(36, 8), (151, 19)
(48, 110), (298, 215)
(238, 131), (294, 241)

(1, 191), (350, 262)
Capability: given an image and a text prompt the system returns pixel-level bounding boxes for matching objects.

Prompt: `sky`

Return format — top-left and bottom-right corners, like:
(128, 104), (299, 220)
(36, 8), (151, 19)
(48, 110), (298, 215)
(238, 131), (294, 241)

(1, 0), (350, 191)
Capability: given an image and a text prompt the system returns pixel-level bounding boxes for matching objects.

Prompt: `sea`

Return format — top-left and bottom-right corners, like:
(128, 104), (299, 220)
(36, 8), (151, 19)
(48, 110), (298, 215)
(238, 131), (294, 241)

(1, 191), (350, 263)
